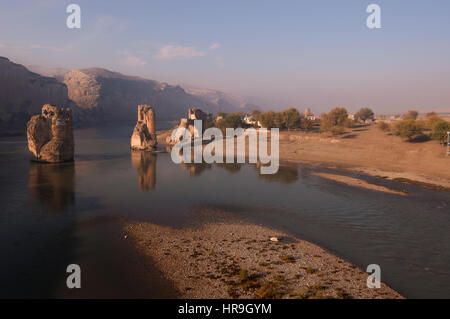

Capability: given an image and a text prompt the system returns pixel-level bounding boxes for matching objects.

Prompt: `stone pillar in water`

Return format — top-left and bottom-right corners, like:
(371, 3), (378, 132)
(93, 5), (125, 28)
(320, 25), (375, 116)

(131, 105), (157, 150)
(26, 104), (74, 163)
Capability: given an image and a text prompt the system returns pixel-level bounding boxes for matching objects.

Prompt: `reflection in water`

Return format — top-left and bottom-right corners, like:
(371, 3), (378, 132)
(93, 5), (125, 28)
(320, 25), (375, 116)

(28, 162), (75, 213)
(180, 162), (212, 176)
(3, 127), (449, 298)
(131, 151), (157, 191)
(215, 163), (242, 174)
(254, 163), (298, 184)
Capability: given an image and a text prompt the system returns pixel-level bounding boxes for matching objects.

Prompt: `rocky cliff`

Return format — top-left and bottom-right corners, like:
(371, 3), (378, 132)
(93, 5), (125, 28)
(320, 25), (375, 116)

(62, 68), (223, 121)
(1, 56), (258, 132)
(0, 57), (71, 130)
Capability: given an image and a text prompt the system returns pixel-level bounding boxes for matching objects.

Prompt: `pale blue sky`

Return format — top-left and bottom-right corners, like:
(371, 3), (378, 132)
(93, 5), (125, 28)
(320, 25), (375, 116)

(1, 0), (449, 113)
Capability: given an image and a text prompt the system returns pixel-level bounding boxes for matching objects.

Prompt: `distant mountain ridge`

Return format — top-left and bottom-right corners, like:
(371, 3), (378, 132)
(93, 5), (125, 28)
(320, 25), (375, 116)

(0, 57), (73, 130)
(181, 85), (260, 114)
(1, 56), (260, 131)
(62, 67), (225, 121)
(28, 64), (261, 116)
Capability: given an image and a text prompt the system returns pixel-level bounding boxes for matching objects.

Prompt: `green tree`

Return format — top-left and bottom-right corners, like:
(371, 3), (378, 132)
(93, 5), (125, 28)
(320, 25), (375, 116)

(320, 107), (351, 133)
(355, 107), (374, 122)
(281, 108), (301, 130)
(273, 112), (284, 129)
(216, 112), (244, 133)
(300, 117), (314, 131)
(259, 111), (276, 128)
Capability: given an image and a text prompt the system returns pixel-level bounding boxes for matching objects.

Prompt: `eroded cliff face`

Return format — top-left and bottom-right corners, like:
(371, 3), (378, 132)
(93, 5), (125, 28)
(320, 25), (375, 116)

(0, 57), (71, 130)
(62, 68), (221, 121)
(1, 56), (245, 133)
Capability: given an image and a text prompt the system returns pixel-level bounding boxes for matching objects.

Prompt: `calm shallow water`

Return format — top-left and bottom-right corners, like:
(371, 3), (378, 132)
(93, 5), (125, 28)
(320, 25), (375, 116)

(0, 123), (449, 298)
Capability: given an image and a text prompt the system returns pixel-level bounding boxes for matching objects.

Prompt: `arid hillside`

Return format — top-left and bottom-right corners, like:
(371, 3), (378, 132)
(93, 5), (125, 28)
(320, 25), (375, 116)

(62, 68), (226, 121)
(0, 57), (71, 130)
(1, 56), (248, 133)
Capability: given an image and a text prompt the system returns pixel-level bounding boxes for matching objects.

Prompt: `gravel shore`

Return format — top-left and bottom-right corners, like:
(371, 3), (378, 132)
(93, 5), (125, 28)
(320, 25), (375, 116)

(124, 220), (403, 299)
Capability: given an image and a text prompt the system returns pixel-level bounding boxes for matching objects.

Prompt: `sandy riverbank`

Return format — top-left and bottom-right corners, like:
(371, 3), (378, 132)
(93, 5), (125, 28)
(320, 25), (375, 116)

(278, 126), (450, 190)
(311, 172), (408, 195)
(158, 124), (450, 191)
(124, 220), (403, 299)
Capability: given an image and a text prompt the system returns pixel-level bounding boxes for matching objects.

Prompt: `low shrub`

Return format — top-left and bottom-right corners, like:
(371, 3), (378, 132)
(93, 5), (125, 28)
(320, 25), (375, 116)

(392, 119), (423, 141)
(430, 120), (450, 143)
(377, 121), (390, 132)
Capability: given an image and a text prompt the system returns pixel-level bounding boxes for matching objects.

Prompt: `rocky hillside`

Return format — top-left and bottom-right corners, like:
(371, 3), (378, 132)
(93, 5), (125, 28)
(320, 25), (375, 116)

(62, 68), (224, 121)
(1, 56), (257, 132)
(0, 57), (72, 130)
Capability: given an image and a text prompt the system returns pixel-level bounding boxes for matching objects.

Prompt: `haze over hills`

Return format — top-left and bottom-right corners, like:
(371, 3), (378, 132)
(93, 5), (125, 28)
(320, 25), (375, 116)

(28, 65), (261, 114)
(2, 56), (447, 133)
(180, 85), (261, 114)
(1, 56), (257, 131)
(0, 57), (74, 130)
(61, 67), (226, 121)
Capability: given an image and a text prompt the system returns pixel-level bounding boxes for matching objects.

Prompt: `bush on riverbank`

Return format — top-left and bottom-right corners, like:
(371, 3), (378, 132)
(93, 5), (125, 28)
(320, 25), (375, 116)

(392, 119), (424, 141)
(430, 120), (450, 144)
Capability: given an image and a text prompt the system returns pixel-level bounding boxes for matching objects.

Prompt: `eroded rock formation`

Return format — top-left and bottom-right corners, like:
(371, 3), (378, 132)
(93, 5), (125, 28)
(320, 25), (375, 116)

(166, 108), (209, 145)
(131, 105), (157, 150)
(188, 108), (208, 121)
(27, 104), (74, 162)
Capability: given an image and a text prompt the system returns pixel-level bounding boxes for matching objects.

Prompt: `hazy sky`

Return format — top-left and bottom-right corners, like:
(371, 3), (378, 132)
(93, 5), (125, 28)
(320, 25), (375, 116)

(1, 0), (449, 113)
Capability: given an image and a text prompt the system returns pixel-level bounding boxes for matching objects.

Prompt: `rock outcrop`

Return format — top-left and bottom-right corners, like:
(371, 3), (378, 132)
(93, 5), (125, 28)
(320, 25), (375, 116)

(166, 108), (209, 145)
(26, 104), (74, 162)
(131, 105), (157, 150)
(188, 108), (208, 121)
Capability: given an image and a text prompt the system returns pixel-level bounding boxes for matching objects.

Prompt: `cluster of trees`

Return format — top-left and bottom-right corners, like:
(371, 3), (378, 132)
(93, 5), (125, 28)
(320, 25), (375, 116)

(215, 112), (245, 133)
(216, 107), (375, 134)
(255, 108), (314, 131)
(378, 110), (450, 143)
(214, 107), (449, 145)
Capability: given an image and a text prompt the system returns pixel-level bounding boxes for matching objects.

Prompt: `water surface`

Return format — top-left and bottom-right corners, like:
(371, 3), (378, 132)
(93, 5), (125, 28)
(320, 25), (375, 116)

(0, 124), (449, 298)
